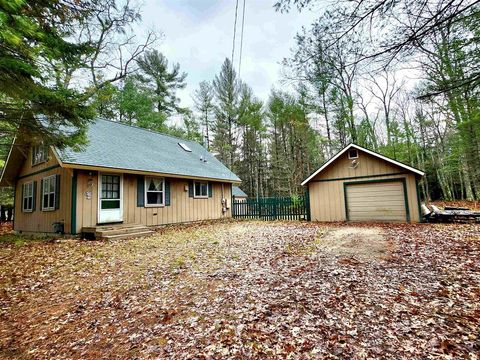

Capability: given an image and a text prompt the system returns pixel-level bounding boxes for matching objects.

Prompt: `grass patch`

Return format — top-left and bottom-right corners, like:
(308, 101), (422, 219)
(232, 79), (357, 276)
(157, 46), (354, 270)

(0, 233), (53, 247)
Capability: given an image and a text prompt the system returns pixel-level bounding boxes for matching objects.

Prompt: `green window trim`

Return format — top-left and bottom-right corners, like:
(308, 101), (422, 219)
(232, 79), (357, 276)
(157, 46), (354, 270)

(415, 177), (423, 223)
(71, 170), (77, 235)
(17, 165), (61, 180)
(309, 171), (408, 183)
(343, 177), (411, 223)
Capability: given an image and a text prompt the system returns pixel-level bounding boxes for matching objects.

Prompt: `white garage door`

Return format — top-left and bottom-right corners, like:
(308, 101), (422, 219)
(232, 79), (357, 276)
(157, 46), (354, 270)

(346, 181), (407, 222)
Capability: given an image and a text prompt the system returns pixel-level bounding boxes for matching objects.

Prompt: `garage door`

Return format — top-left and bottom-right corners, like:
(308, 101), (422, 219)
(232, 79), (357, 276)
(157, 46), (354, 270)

(346, 181), (407, 222)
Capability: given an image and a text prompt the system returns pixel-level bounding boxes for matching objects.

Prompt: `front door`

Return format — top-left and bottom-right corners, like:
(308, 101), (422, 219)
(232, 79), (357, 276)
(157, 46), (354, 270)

(98, 173), (123, 224)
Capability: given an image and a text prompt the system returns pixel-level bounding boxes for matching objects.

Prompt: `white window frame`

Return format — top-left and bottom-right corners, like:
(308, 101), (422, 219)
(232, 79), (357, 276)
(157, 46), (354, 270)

(144, 177), (165, 207)
(22, 181), (34, 212)
(194, 181), (208, 198)
(42, 175), (56, 211)
(32, 145), (48, 166)
(348, 149), (359, 159)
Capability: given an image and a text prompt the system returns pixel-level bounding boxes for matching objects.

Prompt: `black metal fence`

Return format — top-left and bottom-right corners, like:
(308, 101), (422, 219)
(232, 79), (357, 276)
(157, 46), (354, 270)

(232, 194), (310, 221)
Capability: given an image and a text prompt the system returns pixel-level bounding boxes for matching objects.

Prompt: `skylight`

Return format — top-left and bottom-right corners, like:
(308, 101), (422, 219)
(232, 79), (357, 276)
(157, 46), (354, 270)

(178, 142), (192, 152)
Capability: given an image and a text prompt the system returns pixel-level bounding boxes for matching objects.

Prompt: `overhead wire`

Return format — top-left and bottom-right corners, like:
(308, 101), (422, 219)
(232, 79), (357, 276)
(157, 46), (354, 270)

(231, 0), (240, 65)
(238, 0), (246, 78)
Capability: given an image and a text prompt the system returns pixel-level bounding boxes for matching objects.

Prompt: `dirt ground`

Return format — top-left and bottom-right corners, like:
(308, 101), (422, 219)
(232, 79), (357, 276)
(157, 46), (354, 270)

(318, 226), (391, 260)
(0, 220), (479, 358)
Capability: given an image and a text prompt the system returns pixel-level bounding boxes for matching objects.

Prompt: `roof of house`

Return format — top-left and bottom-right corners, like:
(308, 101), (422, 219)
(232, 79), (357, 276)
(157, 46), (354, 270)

(0, 119), (241, 185)
(232, 186), (248, 197)
(56, 119), (241, 182)
(301, 143), (425, 186)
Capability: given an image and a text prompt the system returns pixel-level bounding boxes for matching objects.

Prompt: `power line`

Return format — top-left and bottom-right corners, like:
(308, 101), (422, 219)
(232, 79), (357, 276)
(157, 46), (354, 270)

(238, 0), (246, 78)
(231, 0), (240, 65)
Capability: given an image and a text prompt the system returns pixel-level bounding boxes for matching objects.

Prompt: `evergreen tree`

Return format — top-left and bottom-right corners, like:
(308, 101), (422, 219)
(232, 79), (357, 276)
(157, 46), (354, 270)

(136, 50), (188, 116)
(193, 81), (215, 149)
(115, 76), (166, 131)
(236, 86), (267, 198)
(0, 0), (95, 147)
(212, 58), (241, 170)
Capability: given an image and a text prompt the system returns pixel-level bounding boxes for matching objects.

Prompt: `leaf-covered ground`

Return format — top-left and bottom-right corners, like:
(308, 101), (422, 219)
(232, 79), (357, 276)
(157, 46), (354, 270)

(0, 221), (479, 359)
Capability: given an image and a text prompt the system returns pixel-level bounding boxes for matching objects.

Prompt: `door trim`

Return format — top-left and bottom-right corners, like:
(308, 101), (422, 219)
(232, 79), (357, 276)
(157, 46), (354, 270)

(97, 172), (123, 224)
(343, 177), (410, 222)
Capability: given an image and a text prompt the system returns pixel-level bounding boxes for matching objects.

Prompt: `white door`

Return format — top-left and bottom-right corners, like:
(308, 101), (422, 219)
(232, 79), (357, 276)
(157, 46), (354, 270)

(346, 181), (407, 222)
(98, 173), (123, 223)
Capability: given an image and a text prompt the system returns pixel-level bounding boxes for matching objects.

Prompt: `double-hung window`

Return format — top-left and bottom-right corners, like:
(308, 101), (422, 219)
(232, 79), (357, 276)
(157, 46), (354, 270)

(32, 145), (48, 165)
(145, 177), (164, 206)
(42, 175), (56, 211)
(194, 181), (208, 198)
(22, 182), (34, 212)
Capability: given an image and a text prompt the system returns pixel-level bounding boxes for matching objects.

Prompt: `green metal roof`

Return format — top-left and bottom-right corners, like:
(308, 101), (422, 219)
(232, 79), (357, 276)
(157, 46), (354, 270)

(232, 186), (247, 197)
(57, 119), (241, 182)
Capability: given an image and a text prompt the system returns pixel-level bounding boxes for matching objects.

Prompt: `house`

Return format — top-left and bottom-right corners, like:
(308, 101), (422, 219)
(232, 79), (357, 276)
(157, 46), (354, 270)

(302, 144), (425, 222)
(232, 186), (248, 202)
(0, 119), (241, 236)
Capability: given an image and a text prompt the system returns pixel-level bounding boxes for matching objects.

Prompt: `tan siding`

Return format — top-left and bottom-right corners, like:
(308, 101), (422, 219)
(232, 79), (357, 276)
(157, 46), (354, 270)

(14, 164), (73, 234)
(75, 170), (98, 233)
(308, 149), (421, 222)
(18, 147), (60, 177)
(76, 171), (232, 230)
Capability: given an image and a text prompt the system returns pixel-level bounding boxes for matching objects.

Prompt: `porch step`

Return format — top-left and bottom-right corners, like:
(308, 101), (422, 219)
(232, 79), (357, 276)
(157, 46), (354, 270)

(81, 224), (154, 240)
(100, 230), (154, 240)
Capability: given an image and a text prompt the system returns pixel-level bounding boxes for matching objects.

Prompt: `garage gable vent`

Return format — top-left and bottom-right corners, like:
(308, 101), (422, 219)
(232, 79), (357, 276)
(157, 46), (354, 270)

(348, 149), (358, 159)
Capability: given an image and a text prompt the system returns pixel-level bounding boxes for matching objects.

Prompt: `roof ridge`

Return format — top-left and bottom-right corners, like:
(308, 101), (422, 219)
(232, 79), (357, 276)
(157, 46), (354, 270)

(97, 118), (202, 147)
(301, 143), (424, 185)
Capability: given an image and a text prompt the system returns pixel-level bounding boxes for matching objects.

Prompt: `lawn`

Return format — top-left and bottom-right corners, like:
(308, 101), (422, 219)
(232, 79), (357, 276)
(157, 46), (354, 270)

(0, 221), (479, 358)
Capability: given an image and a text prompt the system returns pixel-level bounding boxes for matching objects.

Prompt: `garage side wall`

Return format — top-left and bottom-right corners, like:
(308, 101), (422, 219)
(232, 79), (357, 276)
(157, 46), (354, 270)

(308, 150), (421, 222)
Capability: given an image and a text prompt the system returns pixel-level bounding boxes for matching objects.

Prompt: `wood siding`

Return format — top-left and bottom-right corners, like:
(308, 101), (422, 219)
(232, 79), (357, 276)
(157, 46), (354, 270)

(18, 146), (60, 176)
(308, 149), (421, 222)
(75, 171), (232, 233)
(14, 147), (73, 233)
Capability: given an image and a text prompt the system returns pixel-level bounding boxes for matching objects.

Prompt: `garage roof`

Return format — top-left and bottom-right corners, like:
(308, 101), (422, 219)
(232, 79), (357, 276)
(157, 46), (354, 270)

(301, 144), (425, 186)
(232, 186), (248, 198)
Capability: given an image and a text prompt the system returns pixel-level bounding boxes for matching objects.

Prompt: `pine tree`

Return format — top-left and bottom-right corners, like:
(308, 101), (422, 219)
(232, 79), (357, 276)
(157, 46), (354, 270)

(193, 81), (214, 149)
(0, 0), (95, 147)
(212, 58), (241, 170)
(136, 50), (188, 116)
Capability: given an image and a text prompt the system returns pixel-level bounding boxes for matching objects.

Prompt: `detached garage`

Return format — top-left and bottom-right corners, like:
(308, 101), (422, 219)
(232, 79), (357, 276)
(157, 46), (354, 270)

(302, 144), (425, 223)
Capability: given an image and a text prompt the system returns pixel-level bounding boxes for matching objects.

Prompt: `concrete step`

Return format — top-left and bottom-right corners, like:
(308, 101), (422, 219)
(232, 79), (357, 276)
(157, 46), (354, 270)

(100, 230), (154, 240)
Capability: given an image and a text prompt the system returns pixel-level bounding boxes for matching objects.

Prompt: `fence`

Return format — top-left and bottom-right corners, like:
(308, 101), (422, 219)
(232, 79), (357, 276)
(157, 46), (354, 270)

(232, 194), (310, 221)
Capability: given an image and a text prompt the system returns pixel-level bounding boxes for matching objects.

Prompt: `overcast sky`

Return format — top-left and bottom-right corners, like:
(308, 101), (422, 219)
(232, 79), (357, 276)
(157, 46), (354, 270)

(137, 0), (317, 109)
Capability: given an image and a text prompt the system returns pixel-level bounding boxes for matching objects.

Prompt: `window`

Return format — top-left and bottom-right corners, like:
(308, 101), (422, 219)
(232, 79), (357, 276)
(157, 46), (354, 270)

(194, 181), (208, 198)
(178, 142), (192, 152)
(145, 177), (164, 206)
(101, 174), (120, 209)
(348, 149), (358, 159)
(32, 145), (48, 165)
(22, 182), (34, 212)
(42, 175), (56, 211)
